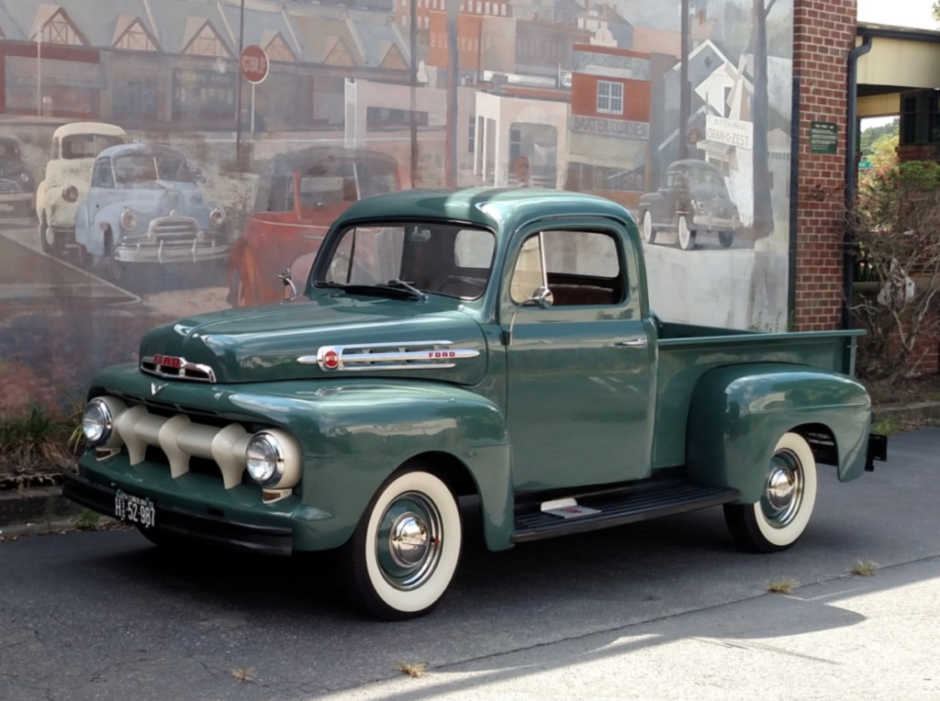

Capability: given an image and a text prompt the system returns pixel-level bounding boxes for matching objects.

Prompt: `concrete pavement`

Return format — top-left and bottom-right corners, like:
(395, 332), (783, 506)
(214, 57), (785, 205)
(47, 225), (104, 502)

(0, 428), (938, 701)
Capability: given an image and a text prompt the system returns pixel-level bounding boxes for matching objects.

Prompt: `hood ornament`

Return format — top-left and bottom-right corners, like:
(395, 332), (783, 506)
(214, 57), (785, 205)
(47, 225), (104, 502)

(150, 381), (168, 396)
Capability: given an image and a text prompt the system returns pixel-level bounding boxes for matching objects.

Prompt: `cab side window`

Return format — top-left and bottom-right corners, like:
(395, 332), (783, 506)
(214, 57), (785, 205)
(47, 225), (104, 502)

(510, 230), (624, 307)
(91, 158), (114, 188)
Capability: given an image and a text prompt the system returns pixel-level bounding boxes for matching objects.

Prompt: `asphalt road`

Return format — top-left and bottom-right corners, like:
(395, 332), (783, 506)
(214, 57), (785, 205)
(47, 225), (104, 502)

(1, 428), (938, 701)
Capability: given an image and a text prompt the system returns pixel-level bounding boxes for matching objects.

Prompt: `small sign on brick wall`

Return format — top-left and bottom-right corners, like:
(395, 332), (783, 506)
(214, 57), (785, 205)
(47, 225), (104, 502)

(810, 121), (838, 154)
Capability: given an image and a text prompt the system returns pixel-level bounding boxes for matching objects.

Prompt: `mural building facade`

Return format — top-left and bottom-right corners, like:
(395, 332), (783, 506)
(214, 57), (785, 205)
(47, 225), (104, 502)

(0, 0), (803, 411)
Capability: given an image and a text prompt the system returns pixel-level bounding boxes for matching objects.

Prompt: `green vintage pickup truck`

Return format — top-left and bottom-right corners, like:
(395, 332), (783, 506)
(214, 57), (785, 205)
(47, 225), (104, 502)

(65, 188), (887, 619)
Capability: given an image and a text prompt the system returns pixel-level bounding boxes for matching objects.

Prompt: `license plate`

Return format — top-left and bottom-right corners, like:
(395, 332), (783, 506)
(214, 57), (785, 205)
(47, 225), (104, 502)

(114, 490), (157, 529)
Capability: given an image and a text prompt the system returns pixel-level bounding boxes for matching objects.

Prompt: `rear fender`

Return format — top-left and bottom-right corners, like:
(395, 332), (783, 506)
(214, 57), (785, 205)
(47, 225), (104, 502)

(686, 364), (872, 503)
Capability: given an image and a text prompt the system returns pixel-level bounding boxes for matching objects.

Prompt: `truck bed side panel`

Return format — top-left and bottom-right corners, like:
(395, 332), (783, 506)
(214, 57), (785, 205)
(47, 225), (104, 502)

(653, 327), (863, 469)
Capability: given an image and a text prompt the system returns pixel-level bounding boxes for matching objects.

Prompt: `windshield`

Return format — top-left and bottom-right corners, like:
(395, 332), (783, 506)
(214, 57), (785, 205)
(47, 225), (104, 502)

(299, 159), (398, 208)
(685, 167), (730, 199)
(0, 139), (21, 160)
(317, 222), (496, 301)
(61, 134), (124, 160)
(113, 153), (196, 185)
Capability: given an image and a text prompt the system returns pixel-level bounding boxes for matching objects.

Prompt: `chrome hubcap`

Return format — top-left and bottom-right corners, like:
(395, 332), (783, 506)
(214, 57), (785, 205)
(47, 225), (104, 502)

(761, 449), (805, 528)
(389, 513), (430, 567)
(376, 492), (442, 590)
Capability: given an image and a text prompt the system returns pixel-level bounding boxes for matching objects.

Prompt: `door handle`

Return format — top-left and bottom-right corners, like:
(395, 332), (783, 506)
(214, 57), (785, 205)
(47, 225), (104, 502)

(616, 337), (648, 348)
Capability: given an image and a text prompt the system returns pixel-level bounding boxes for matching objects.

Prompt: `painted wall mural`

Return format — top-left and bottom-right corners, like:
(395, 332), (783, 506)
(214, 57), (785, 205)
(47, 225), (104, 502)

(0, 0), (794, 412)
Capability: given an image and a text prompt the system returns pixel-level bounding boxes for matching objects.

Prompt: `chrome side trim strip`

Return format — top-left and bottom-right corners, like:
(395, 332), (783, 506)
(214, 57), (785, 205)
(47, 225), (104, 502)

(297, 340), (481, 372)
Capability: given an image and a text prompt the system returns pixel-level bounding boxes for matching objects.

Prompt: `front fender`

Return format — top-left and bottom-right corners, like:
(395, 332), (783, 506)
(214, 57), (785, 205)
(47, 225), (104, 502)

(277, 381), (512, 552)
(90, 368), (512, 552)
(686, 364), (872, 503)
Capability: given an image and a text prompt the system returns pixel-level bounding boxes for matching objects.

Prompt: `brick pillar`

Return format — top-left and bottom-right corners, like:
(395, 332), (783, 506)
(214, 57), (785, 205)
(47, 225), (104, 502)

(793, 0), (858, 331)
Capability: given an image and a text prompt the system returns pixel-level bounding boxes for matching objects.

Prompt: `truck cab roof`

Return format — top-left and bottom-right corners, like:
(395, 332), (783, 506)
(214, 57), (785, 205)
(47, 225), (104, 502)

(332, 187), (636, 236)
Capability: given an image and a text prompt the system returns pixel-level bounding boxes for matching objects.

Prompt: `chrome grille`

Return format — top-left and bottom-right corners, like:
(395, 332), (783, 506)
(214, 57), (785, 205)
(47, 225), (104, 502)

(149, 216), (199, 240)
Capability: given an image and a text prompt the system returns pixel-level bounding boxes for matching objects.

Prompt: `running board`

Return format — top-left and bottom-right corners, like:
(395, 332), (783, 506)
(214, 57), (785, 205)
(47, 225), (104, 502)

(512, 482), (741, 544)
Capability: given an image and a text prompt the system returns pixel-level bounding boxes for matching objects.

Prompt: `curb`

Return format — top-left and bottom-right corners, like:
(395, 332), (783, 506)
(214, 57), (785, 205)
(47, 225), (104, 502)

(874, 401), (940, 422)
(0, 486), (81, 529)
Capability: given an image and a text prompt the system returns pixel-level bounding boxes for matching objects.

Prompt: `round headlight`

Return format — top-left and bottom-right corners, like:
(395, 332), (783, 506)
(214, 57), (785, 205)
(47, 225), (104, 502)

(62, 184), (78, 203)
(82, 399), (113, 446)
(19, 171), (32, 184)
(246, 432), (285, 485)
(120, 208), (137, 231)
(209, 208), (225, 230)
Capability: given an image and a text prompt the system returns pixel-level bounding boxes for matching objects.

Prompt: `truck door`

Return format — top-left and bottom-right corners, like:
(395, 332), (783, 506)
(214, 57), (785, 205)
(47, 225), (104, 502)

(502, 220), (656, 491)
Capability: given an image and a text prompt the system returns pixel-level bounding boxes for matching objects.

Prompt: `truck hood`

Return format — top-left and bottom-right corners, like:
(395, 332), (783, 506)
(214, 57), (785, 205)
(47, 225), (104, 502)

(138, 295), (488, 385)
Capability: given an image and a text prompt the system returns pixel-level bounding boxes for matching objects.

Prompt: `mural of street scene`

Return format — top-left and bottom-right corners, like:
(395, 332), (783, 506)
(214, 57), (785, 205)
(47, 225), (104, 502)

(0, 0), (794, 410)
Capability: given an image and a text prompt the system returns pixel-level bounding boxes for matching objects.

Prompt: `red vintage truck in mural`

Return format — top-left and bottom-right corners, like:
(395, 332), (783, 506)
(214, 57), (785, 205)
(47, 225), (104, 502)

(227, 147), (401, 307)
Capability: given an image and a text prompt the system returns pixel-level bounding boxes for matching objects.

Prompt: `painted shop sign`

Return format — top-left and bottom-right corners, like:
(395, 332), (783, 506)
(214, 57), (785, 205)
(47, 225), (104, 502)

(810, 121), (838, 155)
(570, 115), (650, 141)
(573, 52), (651, 81)
(705, 116), (753, 150)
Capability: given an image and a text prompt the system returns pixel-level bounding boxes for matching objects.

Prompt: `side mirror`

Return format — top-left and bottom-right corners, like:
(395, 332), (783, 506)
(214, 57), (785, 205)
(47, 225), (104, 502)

(523, 286), (554, 309)
(278, 267), (299, 302)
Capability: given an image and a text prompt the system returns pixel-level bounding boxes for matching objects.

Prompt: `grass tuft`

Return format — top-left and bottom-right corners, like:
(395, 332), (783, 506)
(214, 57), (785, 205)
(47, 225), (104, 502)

(72, 508), (101, 532)
(230, 666), (255, 684)
(766, 578), (799, 595)
(396, 661), (429, 679)
(871, 415), (905, 436)
(849, 559), (879, 577)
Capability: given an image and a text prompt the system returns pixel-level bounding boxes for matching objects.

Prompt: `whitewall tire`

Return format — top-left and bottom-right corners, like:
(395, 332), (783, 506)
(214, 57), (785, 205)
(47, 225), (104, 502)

(341, 466), (462, 620)
(724, 432), (818, 553)
(677, 215), (696, 250)
(642, 210), (657, 245)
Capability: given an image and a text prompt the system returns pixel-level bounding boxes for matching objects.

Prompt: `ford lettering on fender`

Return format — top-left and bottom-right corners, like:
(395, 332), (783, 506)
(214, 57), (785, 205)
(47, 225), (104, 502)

(64, 189), (888, 620)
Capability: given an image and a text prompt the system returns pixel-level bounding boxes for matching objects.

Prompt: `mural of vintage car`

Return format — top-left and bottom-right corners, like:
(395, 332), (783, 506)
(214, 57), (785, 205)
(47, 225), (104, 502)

(638, 159), (742, 251)
(36, 122), (127, 256)
(74, 143), (230, 283)
(228, 146), (401, 307)
(0, 135), (37, 217)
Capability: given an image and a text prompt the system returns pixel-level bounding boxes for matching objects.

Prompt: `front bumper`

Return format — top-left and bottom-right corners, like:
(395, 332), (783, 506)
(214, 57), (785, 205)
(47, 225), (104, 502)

(114, 239), (231, 264)
(63, 469), (293, 555)
(0, 191), (31, 204)
(692, 214), (741, 232)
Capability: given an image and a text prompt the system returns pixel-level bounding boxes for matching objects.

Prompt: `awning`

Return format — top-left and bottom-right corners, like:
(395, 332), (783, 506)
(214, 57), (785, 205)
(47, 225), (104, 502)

(5, 56), (107, 91)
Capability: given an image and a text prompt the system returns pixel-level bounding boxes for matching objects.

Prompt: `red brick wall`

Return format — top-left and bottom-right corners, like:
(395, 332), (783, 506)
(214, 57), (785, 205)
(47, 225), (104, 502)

(793, 0), (857, 331)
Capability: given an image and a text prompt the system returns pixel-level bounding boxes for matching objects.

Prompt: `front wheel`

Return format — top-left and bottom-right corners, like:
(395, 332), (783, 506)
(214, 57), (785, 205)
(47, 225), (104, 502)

(39, 212), (64, 256)
(341, 466), (462, 620)
(677, 214), (696, 251)
(718, 231), (734, 248)
(724, 432), (818, 553)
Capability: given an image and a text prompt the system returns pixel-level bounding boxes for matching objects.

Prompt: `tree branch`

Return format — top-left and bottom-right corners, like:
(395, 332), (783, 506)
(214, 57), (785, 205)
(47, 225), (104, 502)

(765, 0), (779, 15)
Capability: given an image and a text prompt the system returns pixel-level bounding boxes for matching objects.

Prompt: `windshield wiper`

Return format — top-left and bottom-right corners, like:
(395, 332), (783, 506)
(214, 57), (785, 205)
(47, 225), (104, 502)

(313, 279), (427, 301)
(380, 279), (428, 301)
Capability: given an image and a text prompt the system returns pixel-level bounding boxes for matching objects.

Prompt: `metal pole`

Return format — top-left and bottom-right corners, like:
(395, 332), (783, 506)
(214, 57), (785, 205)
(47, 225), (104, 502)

(36, 36), (42, 117)
(678, 0), (690, 160)
(250, 83), (256, 135)
(445, 0), (459, 187)
(235, 0), (245, 165)
(409, 0), (418, 188)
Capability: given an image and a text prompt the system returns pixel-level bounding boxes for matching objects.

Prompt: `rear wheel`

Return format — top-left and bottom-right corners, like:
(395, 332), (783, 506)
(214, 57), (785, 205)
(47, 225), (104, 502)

(677, 215), (696, 251)
(724, 432), (818, 553)
(340, 465), (462, 620)
(718, 231), (734, 248)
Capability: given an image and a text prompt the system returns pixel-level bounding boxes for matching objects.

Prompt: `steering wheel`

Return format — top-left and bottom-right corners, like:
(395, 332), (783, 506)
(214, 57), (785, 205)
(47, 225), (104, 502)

(439, 276), (487, 296)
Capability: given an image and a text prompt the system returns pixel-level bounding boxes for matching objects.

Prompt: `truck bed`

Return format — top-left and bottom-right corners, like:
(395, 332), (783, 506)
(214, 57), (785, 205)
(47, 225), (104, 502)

(652, 321), (865, 468)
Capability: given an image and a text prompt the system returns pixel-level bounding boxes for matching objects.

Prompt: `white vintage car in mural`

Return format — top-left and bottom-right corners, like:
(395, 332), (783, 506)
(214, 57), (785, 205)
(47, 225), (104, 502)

(36, 122), (126, 256)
